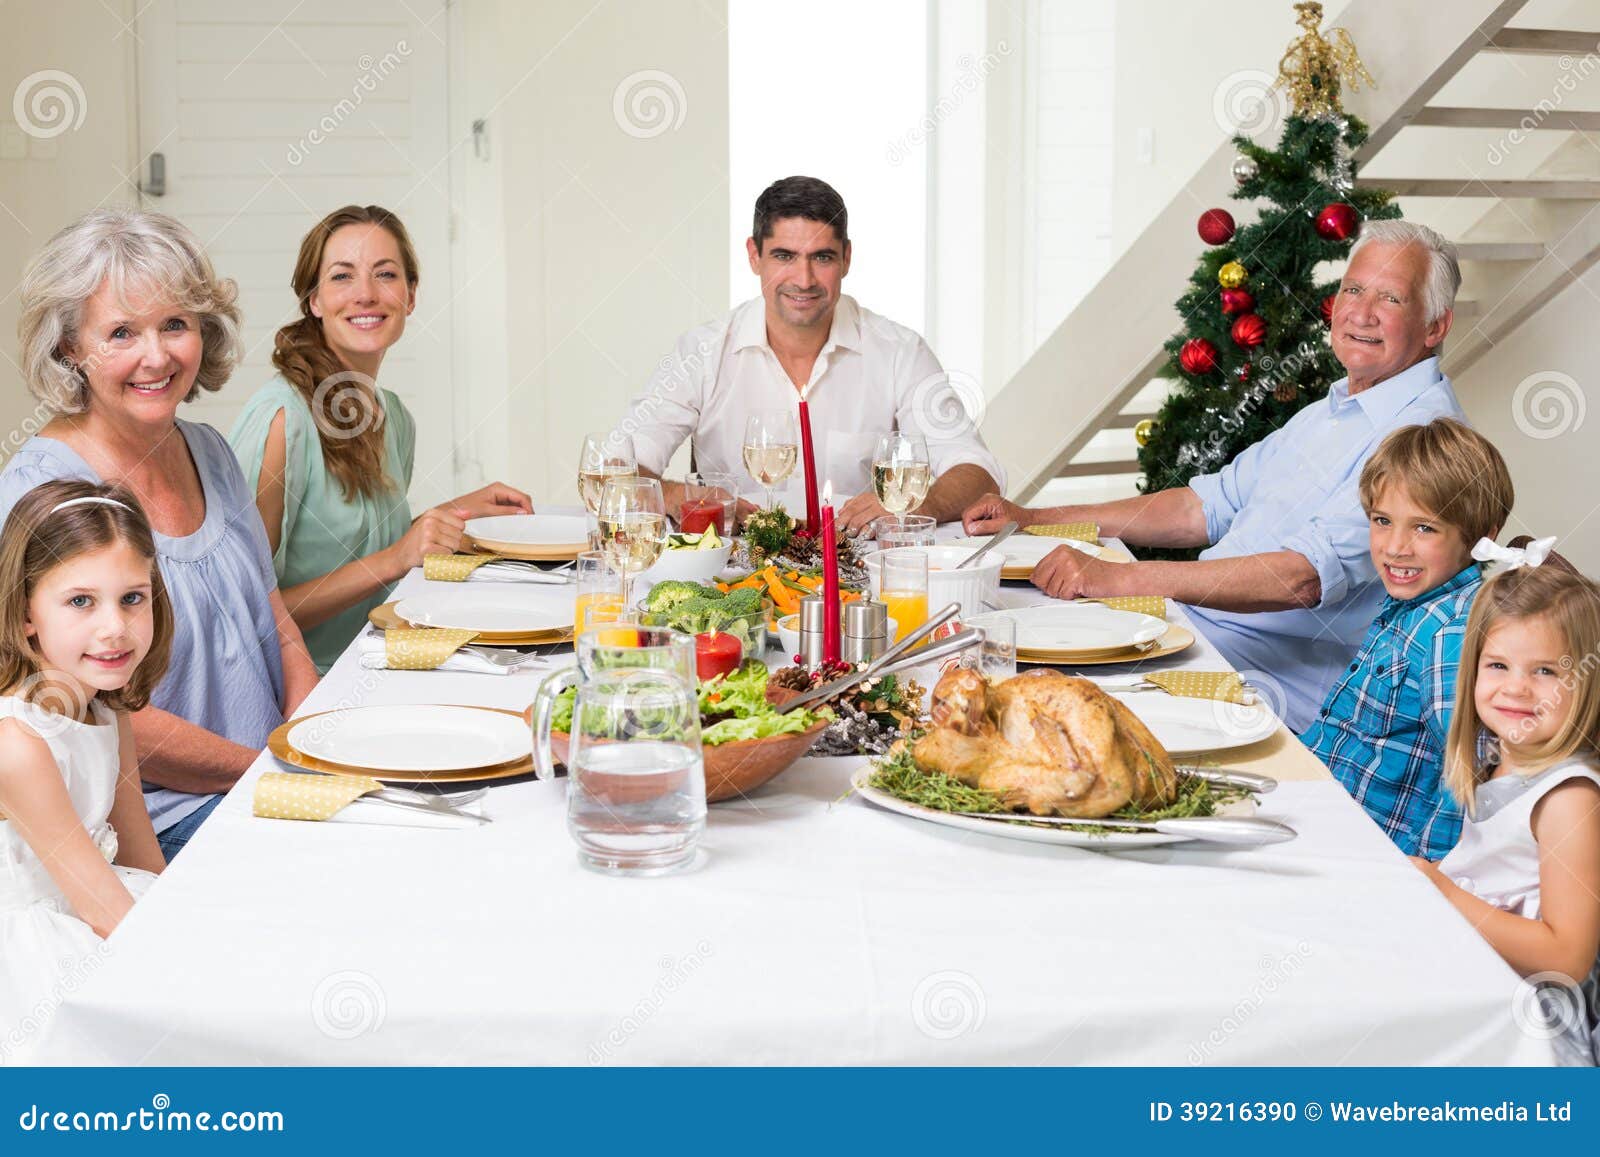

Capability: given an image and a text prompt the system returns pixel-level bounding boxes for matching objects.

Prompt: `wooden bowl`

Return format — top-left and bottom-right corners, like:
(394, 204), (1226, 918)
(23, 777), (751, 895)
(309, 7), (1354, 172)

(531, 685), (829, 804)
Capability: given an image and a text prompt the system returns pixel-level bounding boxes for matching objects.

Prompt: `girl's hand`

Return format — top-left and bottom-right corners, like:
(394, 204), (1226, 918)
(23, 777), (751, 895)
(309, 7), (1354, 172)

(452, 482), (533, 519)
(1409, 855), (1450, 888)
(386, 507), (468, 574)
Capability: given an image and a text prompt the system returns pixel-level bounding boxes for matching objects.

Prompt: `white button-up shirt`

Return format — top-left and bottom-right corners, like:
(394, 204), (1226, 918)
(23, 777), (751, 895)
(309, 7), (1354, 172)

(616, 295), (1004, 505)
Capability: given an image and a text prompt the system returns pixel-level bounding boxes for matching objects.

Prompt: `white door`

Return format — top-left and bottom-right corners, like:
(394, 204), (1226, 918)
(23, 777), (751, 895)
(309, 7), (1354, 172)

(134, 0), (456, 508)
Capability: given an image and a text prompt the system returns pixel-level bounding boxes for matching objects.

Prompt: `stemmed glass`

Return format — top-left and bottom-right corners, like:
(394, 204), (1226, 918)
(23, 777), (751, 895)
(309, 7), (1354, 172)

(579, 431), (638, 546)
(742, 411), (799, 511)
(596, 475), (667, 612)
(872, 433), (931, 530)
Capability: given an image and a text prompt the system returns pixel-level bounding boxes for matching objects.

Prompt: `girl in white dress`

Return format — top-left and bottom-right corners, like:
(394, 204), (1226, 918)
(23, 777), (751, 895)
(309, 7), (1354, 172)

(1410, 551), (1600, 1065)
(0, 480), (172, 1062)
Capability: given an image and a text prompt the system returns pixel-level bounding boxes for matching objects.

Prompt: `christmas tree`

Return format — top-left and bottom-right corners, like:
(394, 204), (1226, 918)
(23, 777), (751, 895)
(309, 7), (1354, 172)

(1135, 2), (1397, 556)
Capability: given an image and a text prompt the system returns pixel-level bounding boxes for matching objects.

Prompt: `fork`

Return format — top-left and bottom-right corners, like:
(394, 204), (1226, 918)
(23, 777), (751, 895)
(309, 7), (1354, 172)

(458, 644), (549, 670)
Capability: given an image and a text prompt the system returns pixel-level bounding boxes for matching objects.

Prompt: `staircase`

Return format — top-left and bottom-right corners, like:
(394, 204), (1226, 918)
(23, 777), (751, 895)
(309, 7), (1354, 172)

(993, 0), (1600, 506)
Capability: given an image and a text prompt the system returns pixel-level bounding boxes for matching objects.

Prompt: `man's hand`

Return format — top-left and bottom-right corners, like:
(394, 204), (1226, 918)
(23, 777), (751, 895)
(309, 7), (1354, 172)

(1031, 546), (1114, 601)
(962, 493), (1033, 535)
(838, 491), (892, 537)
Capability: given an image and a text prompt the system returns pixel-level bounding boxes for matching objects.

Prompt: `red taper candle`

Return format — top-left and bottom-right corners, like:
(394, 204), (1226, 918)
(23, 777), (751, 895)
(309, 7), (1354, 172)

(797, 397), (821, 532)
(820, 484), (841, 664)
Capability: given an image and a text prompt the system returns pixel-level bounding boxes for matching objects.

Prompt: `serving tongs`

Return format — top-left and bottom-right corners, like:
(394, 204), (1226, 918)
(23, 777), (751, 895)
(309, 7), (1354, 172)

(778, 602), (976, 715)
(953, 809), (1296, 846)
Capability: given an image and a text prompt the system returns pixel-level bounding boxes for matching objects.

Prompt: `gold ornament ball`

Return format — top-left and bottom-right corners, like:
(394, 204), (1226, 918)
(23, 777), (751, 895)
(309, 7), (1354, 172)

(1134, 418), (1156, 447)
(1218, 261), (1248, 290)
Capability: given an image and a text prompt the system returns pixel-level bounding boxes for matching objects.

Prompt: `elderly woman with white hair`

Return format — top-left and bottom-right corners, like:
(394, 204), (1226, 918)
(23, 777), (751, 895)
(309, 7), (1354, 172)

(962, 220), (1468, 731)
(0, 208), (319, 858)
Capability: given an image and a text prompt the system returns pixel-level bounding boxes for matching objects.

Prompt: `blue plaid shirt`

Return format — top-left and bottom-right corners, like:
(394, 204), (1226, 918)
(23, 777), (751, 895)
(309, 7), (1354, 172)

(1299, 564), (1482, 858)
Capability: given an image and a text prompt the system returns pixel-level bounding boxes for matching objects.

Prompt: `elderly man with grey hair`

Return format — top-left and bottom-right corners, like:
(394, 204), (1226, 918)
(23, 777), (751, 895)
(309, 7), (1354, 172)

(963, 220), (1466, 730)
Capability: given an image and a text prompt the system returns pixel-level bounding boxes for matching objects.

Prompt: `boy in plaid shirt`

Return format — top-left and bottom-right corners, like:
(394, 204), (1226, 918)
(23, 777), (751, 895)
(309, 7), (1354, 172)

(1300, 419), (1513, 858)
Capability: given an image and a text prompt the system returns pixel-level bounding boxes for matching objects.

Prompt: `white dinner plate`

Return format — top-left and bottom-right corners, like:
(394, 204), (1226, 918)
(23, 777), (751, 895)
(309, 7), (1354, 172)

(287, 705), (529, 773)
(465, 513), (590, 548)
(1105, 690), (1278, 755)
(946, 534), (1121, 573)
(851, 768), (1257, 849)
(987, 603), (1167, 654)
(394, 586), (575, 634)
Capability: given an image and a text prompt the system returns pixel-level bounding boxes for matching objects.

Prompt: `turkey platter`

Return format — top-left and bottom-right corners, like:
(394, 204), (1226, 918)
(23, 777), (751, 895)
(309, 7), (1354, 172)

(912, 668), (1178, 818)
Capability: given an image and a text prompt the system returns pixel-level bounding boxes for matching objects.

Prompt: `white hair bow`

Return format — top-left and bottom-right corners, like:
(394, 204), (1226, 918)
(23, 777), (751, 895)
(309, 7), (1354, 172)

(1472, 536), (1558, 571)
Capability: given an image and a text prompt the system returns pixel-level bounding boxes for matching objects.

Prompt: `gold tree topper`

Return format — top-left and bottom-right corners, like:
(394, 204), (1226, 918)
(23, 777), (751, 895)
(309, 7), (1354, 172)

(1275, 1), (1374, 117)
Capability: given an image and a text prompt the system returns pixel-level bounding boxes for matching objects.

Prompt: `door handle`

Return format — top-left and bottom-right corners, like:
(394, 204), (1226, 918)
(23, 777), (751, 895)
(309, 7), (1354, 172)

(140, 152), (166, 197)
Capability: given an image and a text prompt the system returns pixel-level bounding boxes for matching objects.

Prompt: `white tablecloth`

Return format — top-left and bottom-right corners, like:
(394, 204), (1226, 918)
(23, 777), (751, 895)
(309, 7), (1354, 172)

(37, 563), (1555, 1065)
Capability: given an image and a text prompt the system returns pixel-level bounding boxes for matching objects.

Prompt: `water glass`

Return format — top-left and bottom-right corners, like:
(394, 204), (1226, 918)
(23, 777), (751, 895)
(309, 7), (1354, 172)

(957, 612), (1018, 683)
(565, 668), (706, 876)
(875, 513), (937, 550)
(875, 549), (929, 644)
(680, 471), (738, 536)
(573, 550), (624, 635)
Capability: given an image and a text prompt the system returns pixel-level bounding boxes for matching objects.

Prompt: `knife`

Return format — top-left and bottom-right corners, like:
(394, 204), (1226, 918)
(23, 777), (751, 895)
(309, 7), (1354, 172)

(954, 810), (1296, 846)
(957, 521), (1018, 569)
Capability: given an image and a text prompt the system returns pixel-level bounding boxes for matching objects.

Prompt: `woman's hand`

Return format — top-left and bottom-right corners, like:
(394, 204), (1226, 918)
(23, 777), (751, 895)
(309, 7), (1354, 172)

(452, 482), (533, 519)
(385, 506), (469, 574)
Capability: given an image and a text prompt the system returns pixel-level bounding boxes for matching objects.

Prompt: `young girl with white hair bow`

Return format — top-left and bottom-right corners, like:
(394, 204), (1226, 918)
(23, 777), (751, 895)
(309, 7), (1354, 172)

(1411, 537), (1600, 1064)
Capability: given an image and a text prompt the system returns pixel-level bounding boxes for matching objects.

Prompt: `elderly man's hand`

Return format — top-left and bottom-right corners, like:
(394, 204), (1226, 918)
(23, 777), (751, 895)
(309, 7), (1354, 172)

(837, 491), (894, 537)
(962, 493), (1031, 535)
(1031, 545), (1114, 601)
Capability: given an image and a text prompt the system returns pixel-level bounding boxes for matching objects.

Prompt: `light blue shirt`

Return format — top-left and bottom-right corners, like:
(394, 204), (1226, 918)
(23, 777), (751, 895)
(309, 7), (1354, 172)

(1184, 356), (1466, 732)
(0, 422), (286, 832)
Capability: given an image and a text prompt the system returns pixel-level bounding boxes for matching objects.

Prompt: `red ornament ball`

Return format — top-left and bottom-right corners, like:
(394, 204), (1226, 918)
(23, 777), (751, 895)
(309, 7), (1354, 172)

(1197, 209), (1236, 245)
(1179, 338), (1219, 375)
(1314, 202), (1359, 241)
(1320, 293), (1337, 325)
(1220, 288), (1255, 316)
(1230, 313), (1267, 348)
(1235, 362), (1252, 384)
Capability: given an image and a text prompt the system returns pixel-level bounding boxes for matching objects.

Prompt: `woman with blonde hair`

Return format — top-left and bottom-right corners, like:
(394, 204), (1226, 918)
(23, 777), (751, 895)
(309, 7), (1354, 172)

(1, 208), (318, 858)
(229, 205), (531, 671)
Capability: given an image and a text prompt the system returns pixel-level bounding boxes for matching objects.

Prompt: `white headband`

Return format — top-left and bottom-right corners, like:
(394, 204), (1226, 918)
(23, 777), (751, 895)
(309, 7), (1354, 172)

(1472, 536), (1557, 571)
(50, 496), (134, 516)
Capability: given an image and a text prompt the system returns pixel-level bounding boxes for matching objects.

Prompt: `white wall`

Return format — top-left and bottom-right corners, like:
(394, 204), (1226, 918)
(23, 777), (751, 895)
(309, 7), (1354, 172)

(1453, 266), (1600, 576)
(456, 0), (729, 504)
(0, 0), (138, 448)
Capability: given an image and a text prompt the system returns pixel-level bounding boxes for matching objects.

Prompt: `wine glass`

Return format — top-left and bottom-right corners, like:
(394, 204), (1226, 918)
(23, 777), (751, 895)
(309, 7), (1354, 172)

(596, 475), (667, 612)
(872, 433), (931, 530)
(742, 411), (799, 511)
(579, 431), (638, 544)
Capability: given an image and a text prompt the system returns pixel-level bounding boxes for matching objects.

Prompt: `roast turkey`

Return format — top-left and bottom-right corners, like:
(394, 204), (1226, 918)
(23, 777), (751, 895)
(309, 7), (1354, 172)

(912, 668), (1177, 817)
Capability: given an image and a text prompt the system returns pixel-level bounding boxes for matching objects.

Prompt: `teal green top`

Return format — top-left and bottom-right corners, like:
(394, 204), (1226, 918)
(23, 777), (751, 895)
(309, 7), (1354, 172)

(229, 375), (416, 673)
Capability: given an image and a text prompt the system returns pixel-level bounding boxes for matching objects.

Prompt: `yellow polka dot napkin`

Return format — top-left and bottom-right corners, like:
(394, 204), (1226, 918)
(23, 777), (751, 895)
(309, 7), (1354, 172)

(1143, 671), (1248, 704)
(1086, 595), (1167, 617)
(380, 627), (481, 671)
(423, 552), (502, 581)
(253, 771), (381, 821)
(1024, 522), (1099, 544)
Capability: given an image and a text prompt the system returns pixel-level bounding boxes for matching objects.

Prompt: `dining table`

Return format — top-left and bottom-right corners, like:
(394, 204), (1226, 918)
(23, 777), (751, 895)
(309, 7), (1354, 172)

(35, 526), (1555, 1066)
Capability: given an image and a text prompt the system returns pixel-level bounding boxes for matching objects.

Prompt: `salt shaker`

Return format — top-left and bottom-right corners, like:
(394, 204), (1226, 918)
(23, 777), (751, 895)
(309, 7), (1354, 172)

(797, 595), (829, 668)
(842, 599), (890, 665)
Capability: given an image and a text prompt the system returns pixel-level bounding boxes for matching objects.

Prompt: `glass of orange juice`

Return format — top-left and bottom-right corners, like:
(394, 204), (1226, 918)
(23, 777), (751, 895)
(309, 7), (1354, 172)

(878, 549), (929, 645)
(574, 550), (625, 635)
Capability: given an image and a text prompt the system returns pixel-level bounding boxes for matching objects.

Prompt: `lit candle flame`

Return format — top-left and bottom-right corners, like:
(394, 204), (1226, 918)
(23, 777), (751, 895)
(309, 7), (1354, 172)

(822, 480), (833, 505)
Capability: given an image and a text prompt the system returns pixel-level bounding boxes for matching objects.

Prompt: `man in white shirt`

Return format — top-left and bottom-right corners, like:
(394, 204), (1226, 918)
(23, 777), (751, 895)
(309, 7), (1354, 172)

(616, 176), (1004, 533)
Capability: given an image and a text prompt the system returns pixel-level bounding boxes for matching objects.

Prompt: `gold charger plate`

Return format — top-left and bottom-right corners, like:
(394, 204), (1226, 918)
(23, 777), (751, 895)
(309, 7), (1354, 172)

(1017, 622), (1195, 666)
(1001, 541), (1133, 582)
(368, 601), (574, 645)
(267, 706), (534, 784)
(465, 533), (587, 562)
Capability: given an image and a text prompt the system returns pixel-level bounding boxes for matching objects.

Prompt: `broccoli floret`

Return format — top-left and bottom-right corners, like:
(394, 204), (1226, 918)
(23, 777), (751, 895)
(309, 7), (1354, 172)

(667, 595), (733, 634)
(644, 580), (716, 615)
(718, 587), (765, 618)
